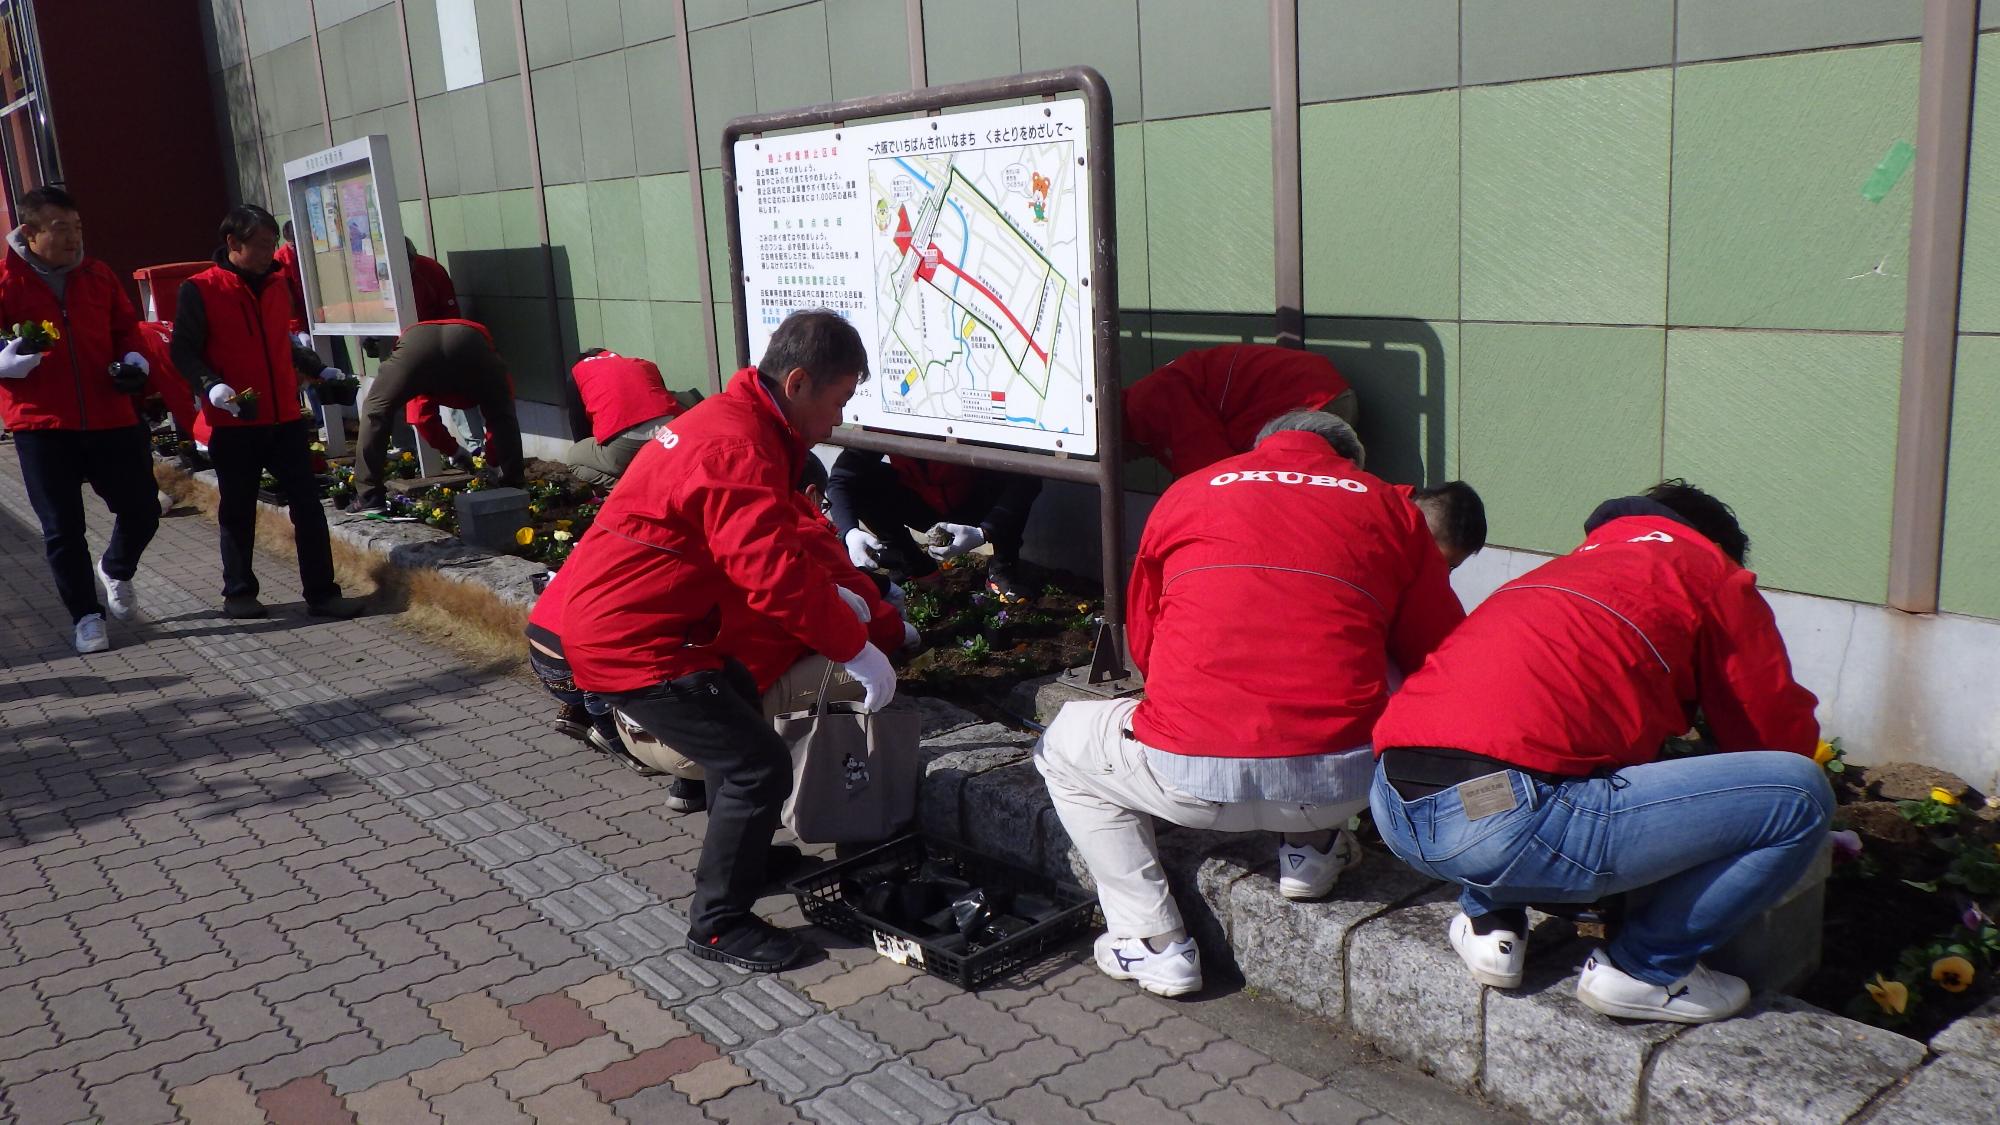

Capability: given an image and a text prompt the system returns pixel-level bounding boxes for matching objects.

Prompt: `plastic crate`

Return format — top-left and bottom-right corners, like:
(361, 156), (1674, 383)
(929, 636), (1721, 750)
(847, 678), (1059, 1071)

(790, 833), (1097, 990)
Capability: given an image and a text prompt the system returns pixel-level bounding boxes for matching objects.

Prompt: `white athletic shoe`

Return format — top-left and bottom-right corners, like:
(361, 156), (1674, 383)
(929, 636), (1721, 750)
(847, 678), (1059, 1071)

(1449, 911), (1527, 989)
(73, 613), (109, 654)
(1576, 949), (1750, 1023)
(95, 558), (138, 620)
(1094, 932), (1202, 998)
(1277, 829), (1364, 900)
(157, 490), (173, 516)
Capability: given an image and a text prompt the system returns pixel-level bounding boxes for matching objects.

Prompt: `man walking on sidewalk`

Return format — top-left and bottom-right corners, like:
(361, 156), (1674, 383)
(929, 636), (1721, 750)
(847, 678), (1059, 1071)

(171, 204), (363, 621)
(0, 186), (160, 653)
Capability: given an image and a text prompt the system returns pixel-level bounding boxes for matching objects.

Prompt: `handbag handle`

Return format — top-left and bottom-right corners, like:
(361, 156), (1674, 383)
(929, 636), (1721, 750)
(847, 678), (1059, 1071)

(813, 656), (840, 719)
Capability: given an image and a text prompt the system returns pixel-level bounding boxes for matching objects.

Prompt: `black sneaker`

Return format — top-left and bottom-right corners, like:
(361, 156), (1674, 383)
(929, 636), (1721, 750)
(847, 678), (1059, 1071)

(687, 917), (808, 973)
(177, 446), (209, 472)
(551, 703), (589, 741)
(222, 595), (267, 619)
(665, 776), (706, 813)
(307, 595), (367, 619)
(346, 493), (387, 515)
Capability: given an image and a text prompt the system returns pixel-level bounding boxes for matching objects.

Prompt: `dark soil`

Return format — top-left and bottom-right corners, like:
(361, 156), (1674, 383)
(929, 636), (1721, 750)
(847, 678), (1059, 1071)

(896, 557), (1101, 706)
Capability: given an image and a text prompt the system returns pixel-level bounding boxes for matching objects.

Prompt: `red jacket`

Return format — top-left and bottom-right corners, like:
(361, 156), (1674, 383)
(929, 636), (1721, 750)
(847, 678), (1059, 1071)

(890, 455), (976, 515)
(1124, 344), (1351, 479)
(574, 351), (684, 444)
(0, 244), (145, 431)
(1375, 515), (1820, 774)
(560, 368), (869, 693)
(411, 253), (460, 322)
(134, 321), (198, 434)
(184, 263), (303, 430)
(401, 319), (507, 454)
(272, 242), (310, 333)
(1129, 432), (1464, 759)
(723, 496), (908, 692)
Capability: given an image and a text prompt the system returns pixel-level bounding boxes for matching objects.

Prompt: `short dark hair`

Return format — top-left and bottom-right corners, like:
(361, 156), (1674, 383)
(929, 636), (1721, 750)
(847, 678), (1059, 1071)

(1412, 481), (1487, 559)
(757, 309), (869, 389)
(218, 204), (280, 246)
(572, 347), (608, 368)
(797, 453), (829, 495)
(18, 185), (77, 224)
(1646, 478), (1748, 564)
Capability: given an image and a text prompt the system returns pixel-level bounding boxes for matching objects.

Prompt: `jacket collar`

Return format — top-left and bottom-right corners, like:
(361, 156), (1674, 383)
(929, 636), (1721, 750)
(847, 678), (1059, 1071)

(1583, 496), (1694, 537)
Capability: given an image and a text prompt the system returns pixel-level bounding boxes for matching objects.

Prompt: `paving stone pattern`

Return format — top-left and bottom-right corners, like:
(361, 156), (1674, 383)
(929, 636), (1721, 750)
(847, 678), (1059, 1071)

(0, 458), (1456, 1124)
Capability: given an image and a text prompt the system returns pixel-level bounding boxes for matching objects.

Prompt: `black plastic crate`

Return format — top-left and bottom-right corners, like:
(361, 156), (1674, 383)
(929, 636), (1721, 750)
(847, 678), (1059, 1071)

(790, 833), (1097, 990)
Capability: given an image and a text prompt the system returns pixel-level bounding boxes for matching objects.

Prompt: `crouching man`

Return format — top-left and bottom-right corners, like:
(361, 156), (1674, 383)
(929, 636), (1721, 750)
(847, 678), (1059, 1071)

(1371, 480), (1829, 1024)
(1036, 412), (1466, 997)
(558, 309), (896, 973)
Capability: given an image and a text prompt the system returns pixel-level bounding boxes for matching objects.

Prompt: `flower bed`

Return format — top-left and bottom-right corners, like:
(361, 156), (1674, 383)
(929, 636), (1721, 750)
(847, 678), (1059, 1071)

(319, 456), (610, 567)
(898, 558), (1101, 696)
(1802, 740), (2000, 1039)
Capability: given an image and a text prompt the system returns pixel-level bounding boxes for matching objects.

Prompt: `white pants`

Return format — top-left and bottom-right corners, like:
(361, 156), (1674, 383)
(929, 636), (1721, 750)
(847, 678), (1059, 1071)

(1034, 698), (1367, 939)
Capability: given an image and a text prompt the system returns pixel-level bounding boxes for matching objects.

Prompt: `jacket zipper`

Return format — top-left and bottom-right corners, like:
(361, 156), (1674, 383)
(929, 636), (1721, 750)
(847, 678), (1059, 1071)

(61, 297), (84, 429)
(241, 280), (275, 419)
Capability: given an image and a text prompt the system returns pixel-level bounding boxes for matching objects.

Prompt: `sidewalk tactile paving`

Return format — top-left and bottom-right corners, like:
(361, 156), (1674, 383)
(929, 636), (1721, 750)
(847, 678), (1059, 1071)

(577, 907), (689, 966)
(683, 978), (818, 1050)
(492, 848), (611, 899)
(796, 1058), (973, 1124)
(737, 1014), (894, 1103)
(431, 806), (535, 845)
(533, 876), (652, 930)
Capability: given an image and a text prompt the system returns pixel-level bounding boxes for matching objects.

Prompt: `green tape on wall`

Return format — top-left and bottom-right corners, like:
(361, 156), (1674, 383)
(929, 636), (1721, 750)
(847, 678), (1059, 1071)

(1861, 140), (1915, 203)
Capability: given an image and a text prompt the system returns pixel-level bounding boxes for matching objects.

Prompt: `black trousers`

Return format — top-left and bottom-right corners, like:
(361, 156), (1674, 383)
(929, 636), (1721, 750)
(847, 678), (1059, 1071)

(13, 425), (160, 622)
(353, 322), (524, 503)
(208, 418), (340, 604)
(603, 659), (791, 937)
(827, 449), (1042, 577)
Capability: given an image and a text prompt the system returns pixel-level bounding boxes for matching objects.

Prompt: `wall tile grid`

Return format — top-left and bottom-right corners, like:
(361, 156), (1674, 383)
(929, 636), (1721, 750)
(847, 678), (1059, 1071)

(215, 0), (1999, 613)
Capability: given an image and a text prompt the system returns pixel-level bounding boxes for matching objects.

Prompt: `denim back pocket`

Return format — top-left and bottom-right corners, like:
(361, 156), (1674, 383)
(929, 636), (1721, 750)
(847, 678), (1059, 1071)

(1410, 771), (1542, 879)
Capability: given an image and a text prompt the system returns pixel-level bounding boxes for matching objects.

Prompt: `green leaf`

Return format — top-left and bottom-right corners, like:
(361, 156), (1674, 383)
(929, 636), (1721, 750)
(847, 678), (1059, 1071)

(1902, 879), (1940, 893)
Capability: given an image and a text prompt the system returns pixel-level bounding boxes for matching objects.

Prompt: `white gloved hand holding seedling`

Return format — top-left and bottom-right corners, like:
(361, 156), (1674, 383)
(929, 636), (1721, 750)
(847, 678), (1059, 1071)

(924, 521), (985, 560)
(207, 383), (242, 416)
(845, 527), (886, 569)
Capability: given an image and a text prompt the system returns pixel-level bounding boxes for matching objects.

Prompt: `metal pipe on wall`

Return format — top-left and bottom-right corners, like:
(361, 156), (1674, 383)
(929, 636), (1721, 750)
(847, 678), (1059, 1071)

(672, 0), (724, 397)
(507, 0), (571, 430)
(1269, 0), (1303, 349)
(1887, 0), (1978, 613)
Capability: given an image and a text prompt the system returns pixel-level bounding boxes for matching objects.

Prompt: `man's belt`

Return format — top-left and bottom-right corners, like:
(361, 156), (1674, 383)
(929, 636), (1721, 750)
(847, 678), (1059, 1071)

(1379, 746), (1571, 801)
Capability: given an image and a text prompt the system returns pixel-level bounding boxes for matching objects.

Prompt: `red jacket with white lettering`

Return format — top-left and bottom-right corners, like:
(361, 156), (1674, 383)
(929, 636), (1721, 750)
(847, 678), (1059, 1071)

(1374, 515), (1820, 774)
(721, 496), (909, 693)
(0, 244), (145, 431)
(1129, 432), (1464, 759)
(559, 368), (869, 693)
(1123, 344), (1351, 479)
(573, 351), (685, 444)
(183, 263), (303, 430)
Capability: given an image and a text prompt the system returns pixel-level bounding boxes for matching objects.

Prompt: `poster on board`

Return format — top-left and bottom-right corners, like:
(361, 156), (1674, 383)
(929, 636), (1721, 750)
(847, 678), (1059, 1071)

(733, 99), (1096, 457)
(281, 135), (416, 336)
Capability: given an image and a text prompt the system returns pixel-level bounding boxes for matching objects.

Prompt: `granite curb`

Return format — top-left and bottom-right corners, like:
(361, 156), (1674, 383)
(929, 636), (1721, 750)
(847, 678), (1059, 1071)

(192, 476), (1985, 1123)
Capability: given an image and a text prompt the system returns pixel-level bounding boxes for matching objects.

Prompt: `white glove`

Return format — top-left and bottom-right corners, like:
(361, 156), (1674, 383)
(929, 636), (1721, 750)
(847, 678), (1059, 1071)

(317, 365), (342, 382)
(902, 622), (920, 649)
(293, 332), (313, 348)
(840, 643), (896, 712)
(208, 383), (242, 416)
(845, 527), (886, 569)
(925, 521), (985, 560)
(122, 350), (150, 375)
(883, 581), (906, 608)
(834, 585), (870, 624)
(0, 337), (42, 379)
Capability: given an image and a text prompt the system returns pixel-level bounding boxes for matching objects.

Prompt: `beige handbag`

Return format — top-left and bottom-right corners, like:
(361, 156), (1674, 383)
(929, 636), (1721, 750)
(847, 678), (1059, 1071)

(775, 662), (921, 844)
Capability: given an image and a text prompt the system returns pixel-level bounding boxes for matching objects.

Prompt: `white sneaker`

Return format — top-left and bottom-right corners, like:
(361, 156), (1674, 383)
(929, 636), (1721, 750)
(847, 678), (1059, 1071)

(157, 490), (173, 516)
(1277, 829), (1363, 900)
(95, 558), (138, 620)
(73, 613), (109, 654)
(1094, 932), (1201, 998)
(1449, 911), (1527, 989)
(1576, 949), (1750, 1023)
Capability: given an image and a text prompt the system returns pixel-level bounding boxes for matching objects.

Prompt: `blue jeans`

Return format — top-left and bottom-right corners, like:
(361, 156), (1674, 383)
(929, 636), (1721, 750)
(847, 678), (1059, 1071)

(1369, 751), (1832, 985)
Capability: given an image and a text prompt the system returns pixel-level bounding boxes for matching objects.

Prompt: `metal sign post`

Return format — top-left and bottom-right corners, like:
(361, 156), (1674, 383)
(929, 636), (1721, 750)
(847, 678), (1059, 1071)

(722, 67), (1135, 690)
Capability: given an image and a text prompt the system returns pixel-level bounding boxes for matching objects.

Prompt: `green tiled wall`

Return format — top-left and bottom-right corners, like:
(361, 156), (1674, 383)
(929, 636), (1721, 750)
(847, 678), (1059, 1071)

(1663, 330), (1901, 603)
(215, 5), (1991, 616)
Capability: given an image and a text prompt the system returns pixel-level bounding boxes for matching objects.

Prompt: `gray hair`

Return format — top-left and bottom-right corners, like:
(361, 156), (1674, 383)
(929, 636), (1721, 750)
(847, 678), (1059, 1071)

(1255, 409), (1365, 468)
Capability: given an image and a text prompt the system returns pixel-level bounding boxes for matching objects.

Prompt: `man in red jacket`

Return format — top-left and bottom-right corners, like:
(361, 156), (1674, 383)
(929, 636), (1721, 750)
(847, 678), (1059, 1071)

(1371, 480), (1829, 1024)
(1036, 410), (1464, 998)
(560, 348), (700, 486)
(561, 309), (895, 972)
(346, 319), (523, 511)
(0, 186), (161, 653)
(1122, 343), (1356, 479)
(172, 204), (363, 621)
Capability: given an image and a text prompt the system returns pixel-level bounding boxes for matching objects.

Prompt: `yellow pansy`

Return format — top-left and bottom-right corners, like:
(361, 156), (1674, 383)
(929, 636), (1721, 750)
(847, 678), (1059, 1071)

(401, 451), (416, 462)
(515, 527), (535, 546)
(554, 519), (573, 531)
(1931, 788), (1960, 807)
(553, 530), (572, 542)
(1865, 974), (1909, 1015)
(1932, 956), (1975, 993)
(1813, 740), (1836, 766)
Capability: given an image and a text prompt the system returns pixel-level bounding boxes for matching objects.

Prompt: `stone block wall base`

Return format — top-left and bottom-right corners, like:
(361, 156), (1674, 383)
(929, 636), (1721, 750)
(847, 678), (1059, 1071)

(1346, 892), (1489, 1087)
(1643, 995), (1924, 1124)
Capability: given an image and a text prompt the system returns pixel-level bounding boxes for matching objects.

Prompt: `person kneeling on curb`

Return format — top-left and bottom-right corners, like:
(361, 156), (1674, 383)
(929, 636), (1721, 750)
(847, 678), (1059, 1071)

(1370, 480), (1831, 1024)
(556, 310), (891, 974)
(1035, 411), (1467, 998)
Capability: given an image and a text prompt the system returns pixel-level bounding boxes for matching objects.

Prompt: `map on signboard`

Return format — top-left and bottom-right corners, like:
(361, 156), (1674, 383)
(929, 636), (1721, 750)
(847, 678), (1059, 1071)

(737, 99), (1096, 456)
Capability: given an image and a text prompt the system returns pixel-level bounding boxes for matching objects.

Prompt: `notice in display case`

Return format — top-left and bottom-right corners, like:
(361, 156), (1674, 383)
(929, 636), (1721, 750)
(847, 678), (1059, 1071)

(282, 135), (415, 336)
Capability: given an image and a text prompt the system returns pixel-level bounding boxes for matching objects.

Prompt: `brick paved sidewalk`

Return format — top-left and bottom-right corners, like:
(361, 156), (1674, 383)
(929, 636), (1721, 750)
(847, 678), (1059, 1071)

(0, 455), (1510, 1125)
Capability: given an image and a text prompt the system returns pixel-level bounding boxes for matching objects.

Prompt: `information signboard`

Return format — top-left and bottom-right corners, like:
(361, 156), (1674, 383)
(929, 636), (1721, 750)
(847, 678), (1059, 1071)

(281, 136), (415, 337)
(734, 100), (1097, 457)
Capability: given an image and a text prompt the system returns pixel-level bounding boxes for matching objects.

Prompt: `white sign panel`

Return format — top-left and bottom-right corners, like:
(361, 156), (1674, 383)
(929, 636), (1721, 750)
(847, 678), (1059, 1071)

(737, 100), (1097, 457)
(282, 135), (416, 337)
